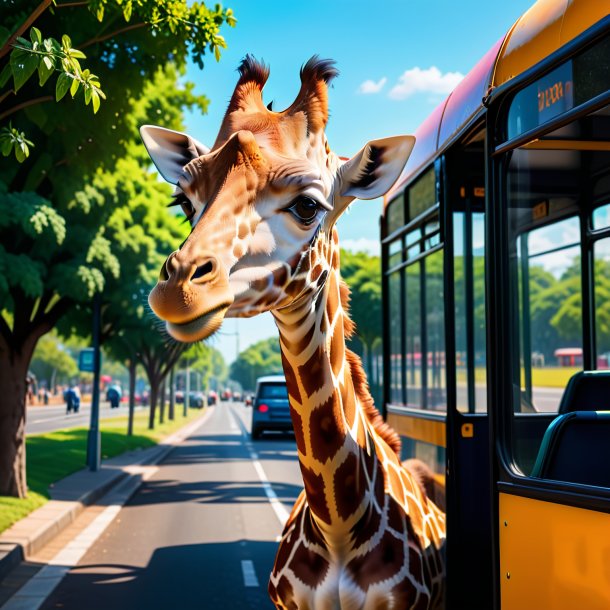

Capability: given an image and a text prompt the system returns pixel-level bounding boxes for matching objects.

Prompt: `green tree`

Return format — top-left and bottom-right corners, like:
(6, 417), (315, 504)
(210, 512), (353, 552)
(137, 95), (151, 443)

(340, 249), (382, 382)
(29, 330), (78, 391)
(0, 1), (235, 497)
(230, 338), (282, 392)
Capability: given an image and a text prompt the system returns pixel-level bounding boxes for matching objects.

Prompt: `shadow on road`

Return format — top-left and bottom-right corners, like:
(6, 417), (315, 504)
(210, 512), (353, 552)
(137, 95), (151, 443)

(129, 477), (301, 506)
(40, 540), (278, 610)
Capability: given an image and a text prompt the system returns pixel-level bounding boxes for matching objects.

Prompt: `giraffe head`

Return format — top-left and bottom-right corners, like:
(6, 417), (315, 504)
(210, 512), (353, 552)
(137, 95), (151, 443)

(141, 56), (414, 342)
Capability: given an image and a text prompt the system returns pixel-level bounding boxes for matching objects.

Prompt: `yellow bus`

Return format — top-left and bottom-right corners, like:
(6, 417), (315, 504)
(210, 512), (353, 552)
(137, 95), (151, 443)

(381, 1), (610, 607)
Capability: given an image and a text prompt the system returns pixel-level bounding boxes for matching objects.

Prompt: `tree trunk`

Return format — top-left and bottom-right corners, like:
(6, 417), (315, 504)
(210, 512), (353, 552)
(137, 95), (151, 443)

(168, 367), (175, 420)
(0, 347), (31, 497)
(159, 380), (166, 425)
(127, 359), (136, 436)
(148, 382), (158, 430)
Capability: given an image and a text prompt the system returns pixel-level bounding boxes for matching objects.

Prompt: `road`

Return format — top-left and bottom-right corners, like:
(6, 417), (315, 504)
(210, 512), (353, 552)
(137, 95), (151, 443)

(26, 403), (145, 435)
(38, 402), (301, 610)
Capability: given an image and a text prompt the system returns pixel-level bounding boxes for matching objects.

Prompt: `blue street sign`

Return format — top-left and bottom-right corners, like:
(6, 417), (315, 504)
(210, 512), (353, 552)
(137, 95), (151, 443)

(79, 348), (96, 372)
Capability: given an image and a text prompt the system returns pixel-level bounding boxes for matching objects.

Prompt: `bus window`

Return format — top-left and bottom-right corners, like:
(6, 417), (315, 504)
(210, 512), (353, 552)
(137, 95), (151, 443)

(504, 100), (610, 476)
(594, 237), (610, 369)
(426, 249), (445, 409)
(515, 215), (583, 413)
(405, 260), (422, 408)
(388, 266), (403, 405)
(454, 210), (487, 413)
(593, 202), (610, 229)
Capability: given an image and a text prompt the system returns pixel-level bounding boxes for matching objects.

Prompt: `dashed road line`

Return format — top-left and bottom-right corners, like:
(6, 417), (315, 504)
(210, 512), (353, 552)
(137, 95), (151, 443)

(229, 408), (290, 527)
(240, 560), (260, 588)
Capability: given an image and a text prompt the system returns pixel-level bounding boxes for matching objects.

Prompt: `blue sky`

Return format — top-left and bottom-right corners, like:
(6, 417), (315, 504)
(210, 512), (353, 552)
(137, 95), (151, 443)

(181, 0), (534, 367)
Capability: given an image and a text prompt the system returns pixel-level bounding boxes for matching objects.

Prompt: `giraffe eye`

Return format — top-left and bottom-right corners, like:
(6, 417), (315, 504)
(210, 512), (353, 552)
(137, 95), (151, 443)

(288, 196), (320, 225)
(170, 192), (196, 223)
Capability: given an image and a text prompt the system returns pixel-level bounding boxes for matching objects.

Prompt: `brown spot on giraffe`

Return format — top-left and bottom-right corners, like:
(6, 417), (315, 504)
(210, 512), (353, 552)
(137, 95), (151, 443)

(289, 542), (330, 587)
(290, 405), (307, 456)
(309, 391), (345, 463)
(281, 352), (301, 404)
(333, 452), (364, 521)
(347, 530), (405, 590)
(297, 347), (330, 398)
(300, 464), (331, 526)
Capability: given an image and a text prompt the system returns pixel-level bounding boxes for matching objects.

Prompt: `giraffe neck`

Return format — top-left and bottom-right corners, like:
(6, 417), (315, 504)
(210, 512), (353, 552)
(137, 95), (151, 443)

(272, 245), (377, 537)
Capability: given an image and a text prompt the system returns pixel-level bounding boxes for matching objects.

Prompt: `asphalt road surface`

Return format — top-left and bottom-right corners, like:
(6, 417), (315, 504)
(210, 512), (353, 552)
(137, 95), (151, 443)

(38, 402), (301, 610)
(26, 402), (143, 435)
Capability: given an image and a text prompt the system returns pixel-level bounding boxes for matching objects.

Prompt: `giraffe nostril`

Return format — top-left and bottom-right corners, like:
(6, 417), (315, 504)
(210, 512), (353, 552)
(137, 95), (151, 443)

(160, 260), (170, 281)
(191, 260), (215, 282)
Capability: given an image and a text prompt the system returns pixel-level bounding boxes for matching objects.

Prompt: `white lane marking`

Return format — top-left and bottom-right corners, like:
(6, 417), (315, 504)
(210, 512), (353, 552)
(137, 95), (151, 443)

(241, 559), (260, 588)
(229, 408), (290, 527)
(2, 503), (122, 610)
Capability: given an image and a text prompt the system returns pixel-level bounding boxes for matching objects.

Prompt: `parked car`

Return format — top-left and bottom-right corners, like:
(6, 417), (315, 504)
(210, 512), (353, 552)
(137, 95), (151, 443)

(188, 392), (205, 408)
(250, 375), (291, 440)
(207, 390), (218, 406)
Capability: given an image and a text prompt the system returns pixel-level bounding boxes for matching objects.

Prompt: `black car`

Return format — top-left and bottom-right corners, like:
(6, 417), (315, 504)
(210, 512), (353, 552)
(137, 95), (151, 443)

(250, 375), (291, 440)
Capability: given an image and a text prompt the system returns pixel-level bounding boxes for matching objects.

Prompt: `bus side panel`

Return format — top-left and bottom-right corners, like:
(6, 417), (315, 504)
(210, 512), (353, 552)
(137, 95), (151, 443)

(499, 493), (610, 609)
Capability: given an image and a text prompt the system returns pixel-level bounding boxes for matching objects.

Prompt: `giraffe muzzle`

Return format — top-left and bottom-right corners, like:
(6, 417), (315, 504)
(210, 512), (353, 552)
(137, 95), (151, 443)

(149, 250), (234, 342)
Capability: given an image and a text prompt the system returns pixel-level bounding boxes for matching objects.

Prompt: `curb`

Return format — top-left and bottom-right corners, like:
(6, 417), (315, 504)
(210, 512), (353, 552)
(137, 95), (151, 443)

(0, 408), (212, 582)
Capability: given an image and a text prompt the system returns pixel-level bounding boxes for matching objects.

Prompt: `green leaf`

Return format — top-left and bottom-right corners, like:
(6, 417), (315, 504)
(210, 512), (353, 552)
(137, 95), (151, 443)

(69, 49), (86, 59)
(70, 77), (79, 97)
(61, 34), (72, 50)
(38, 55), (55, 86)
(91, 90), (100, 113)
(11, 48), (39, 91)
(15, 143), (26, 163)
(214, 45), (221, 62)
(55, 72), (71, 101)
(84, 87), (92, 105)
(30, 27), (42, 45)
(15, 37), (31, 47)
(0, 63), (11, 88)
(123, 1), (132, 22)
(1, 138), (12, 157)
(96, 4), (104, 21)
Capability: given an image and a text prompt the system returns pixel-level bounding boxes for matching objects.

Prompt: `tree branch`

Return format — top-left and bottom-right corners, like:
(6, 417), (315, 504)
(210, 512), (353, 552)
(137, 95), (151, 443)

(55, 1), (89, 7)
(0, 0), (54, 60)
(0, 90), (14, 106)
(80, 23), (147, 50)
(0, 96), (54, 122)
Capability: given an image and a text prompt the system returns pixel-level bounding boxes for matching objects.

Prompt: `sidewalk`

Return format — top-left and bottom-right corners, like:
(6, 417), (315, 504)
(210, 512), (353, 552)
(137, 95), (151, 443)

(0, 410), (210, 582)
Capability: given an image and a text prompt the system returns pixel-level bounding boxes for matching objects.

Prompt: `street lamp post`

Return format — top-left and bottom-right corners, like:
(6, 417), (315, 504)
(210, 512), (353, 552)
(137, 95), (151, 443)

(86, 293), (101, 471)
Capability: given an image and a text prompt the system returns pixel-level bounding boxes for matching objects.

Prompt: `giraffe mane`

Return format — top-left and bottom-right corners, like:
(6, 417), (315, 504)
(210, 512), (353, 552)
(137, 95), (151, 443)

(340, 279), (402, 456)
(299, 55), (339, 86)
(237, 54), (270, 89)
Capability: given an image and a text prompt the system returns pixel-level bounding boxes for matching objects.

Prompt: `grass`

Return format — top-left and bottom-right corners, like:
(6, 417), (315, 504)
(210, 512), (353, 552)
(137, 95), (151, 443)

(457, 367), (580, 389)
(0, 407), (204, 533)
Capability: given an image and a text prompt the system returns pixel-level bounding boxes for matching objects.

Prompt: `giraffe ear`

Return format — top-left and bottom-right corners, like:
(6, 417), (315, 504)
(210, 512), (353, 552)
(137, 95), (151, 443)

(140, 125), (210, 184)
(338, 135), (415, 201)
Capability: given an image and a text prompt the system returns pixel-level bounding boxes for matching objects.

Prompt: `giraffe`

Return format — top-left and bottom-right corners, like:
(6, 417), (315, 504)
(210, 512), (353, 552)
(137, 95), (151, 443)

(140, 56), (446, 609)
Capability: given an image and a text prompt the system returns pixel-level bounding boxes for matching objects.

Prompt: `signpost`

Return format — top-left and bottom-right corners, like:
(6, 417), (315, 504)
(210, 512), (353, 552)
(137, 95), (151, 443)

(83, 294), (102, 471)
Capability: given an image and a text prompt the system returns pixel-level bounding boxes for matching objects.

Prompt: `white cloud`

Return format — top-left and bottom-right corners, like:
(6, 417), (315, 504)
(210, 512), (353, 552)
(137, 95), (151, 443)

(340, 238), (380, 256)
(389, 66), (464, 100)
(358, 77), (387, 94)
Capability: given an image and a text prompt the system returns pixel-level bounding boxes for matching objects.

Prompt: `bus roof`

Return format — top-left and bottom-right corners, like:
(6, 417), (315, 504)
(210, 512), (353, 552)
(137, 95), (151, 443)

(384, 0), (609, 209)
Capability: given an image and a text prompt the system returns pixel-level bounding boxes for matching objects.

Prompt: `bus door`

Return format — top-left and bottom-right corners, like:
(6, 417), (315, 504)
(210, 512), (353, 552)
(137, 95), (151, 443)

(489, 33), (610, 609)
(443, 132), (493, 610)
